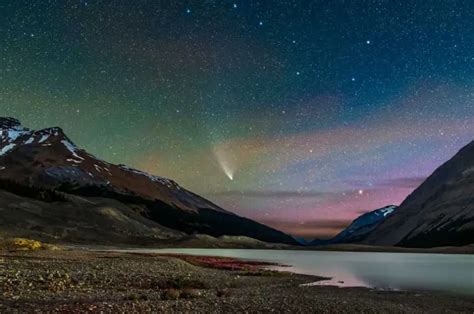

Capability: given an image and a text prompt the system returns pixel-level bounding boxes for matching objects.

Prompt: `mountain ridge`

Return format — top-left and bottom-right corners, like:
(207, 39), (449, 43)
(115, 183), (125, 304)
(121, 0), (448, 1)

(0, 117), (297, 245)
(365, 140), (474, 247)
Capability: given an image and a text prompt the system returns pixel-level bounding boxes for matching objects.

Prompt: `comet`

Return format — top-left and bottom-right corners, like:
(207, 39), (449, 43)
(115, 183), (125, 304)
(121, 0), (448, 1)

(221, 163), (234, 181)
(212, 144), (236, 181)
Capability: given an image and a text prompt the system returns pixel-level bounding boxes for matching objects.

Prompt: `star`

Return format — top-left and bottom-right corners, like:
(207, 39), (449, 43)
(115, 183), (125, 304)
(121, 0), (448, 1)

(3, 0), (471, 242)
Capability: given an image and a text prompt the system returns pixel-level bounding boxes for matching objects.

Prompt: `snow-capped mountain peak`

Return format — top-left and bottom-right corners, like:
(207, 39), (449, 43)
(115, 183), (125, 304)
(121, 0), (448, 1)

(0, 117), (298, 245)
(310, 205), (398, 246)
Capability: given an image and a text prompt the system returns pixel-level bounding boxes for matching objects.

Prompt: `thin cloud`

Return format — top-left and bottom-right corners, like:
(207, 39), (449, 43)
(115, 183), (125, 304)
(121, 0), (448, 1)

(294, 219), (353, 229)
(209, 190), (337, 198)
(376, 176), (426, 188)
(261, 219), (353, 239)
(210, 188), (383, 200)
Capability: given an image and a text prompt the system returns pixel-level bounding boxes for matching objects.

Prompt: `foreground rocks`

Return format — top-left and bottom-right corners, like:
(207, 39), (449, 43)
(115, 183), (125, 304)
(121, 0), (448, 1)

(1, 249), (473, 313)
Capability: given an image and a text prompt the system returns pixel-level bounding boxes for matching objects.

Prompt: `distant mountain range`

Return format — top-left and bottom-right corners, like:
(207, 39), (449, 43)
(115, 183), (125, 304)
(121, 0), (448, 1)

(1, 117), (472, 248)
(0, 117), (297, 245)
(310, 205), (397, 246)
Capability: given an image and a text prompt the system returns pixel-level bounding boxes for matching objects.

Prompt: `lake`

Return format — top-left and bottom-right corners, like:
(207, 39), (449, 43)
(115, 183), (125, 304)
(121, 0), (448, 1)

(120, 248), (474, 296)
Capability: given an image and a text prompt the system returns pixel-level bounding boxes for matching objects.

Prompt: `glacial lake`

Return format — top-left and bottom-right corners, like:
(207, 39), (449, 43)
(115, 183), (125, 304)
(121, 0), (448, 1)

(120, 248), (474, 296)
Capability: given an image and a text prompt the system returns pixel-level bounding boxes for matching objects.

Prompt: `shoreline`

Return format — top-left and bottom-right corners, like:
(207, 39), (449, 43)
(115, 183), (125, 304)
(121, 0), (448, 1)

(68, 242), (474, 255)
(1, 248), (473, 312)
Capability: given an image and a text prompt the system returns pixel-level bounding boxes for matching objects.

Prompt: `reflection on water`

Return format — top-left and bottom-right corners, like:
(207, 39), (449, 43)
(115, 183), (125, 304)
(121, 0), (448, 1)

(120, 248), (474, 296)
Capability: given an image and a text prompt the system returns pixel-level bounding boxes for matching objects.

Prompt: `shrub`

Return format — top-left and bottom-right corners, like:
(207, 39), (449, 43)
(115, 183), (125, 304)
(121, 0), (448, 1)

(180, 288), (201, 299)
(0, 178), (67, 202)
(125, 293), (148, 301)
(216, 288), (231, 298)
(239, 270), (287, 277)
(43, 270), (72, 292)
(125, 293), (139, 301)
(157, 277), (209, 290)
(0, 238), (59, 251)
(162, 289), (180, 300)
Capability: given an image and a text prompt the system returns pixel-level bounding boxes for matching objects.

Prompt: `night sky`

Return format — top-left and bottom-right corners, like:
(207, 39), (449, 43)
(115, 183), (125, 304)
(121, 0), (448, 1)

(1, 1), (473, 238)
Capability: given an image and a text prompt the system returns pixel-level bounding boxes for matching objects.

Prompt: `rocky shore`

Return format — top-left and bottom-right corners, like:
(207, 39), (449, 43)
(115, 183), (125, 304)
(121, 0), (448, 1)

(1, 249), (474, 313)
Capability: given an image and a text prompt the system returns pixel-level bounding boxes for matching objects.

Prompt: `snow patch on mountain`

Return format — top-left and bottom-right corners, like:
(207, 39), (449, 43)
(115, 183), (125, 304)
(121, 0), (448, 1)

(379, 206), (395, 217)
(2, 128), (30, 143)
(24, 137), (35, 145)
(61, 140), (85, 162)
(38, 134), (50, 143)
(0, 143), (16, 157)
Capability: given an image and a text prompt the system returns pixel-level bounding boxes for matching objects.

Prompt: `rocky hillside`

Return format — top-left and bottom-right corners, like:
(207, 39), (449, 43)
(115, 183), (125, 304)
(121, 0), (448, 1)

(365, 141), (474, 247)
(0, 186), (183, 244)
(0, 117), (297, 245)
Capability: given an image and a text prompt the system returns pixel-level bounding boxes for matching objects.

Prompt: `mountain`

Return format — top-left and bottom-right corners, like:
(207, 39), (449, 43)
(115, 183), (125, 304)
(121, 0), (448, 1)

(293, 237), (312, 245)
(0, 117), (297, 245)
(365, 141), (474, 247)
(310, 205), (397, 246)
(0, 184), (184, 244)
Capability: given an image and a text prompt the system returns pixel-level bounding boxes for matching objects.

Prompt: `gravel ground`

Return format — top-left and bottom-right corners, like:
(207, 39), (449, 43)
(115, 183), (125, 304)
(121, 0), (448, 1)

(1, 249), (473, 313)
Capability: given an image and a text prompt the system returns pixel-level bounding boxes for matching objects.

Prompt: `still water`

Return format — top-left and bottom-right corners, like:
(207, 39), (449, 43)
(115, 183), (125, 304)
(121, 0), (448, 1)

(121, 248), (474, 296)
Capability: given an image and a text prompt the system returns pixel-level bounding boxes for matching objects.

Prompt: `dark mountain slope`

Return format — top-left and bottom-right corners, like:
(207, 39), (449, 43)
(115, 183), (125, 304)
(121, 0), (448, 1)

(365, 141), (474, 247)
(0, 187), (183, 244)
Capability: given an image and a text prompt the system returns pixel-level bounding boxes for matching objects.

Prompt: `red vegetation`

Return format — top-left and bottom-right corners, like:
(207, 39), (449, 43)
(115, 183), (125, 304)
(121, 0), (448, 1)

(157, 253), (283, 271)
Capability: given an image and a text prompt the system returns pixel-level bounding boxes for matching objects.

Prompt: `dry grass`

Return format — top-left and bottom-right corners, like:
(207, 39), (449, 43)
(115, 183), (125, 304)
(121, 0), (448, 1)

(0, 238), (60, 251)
